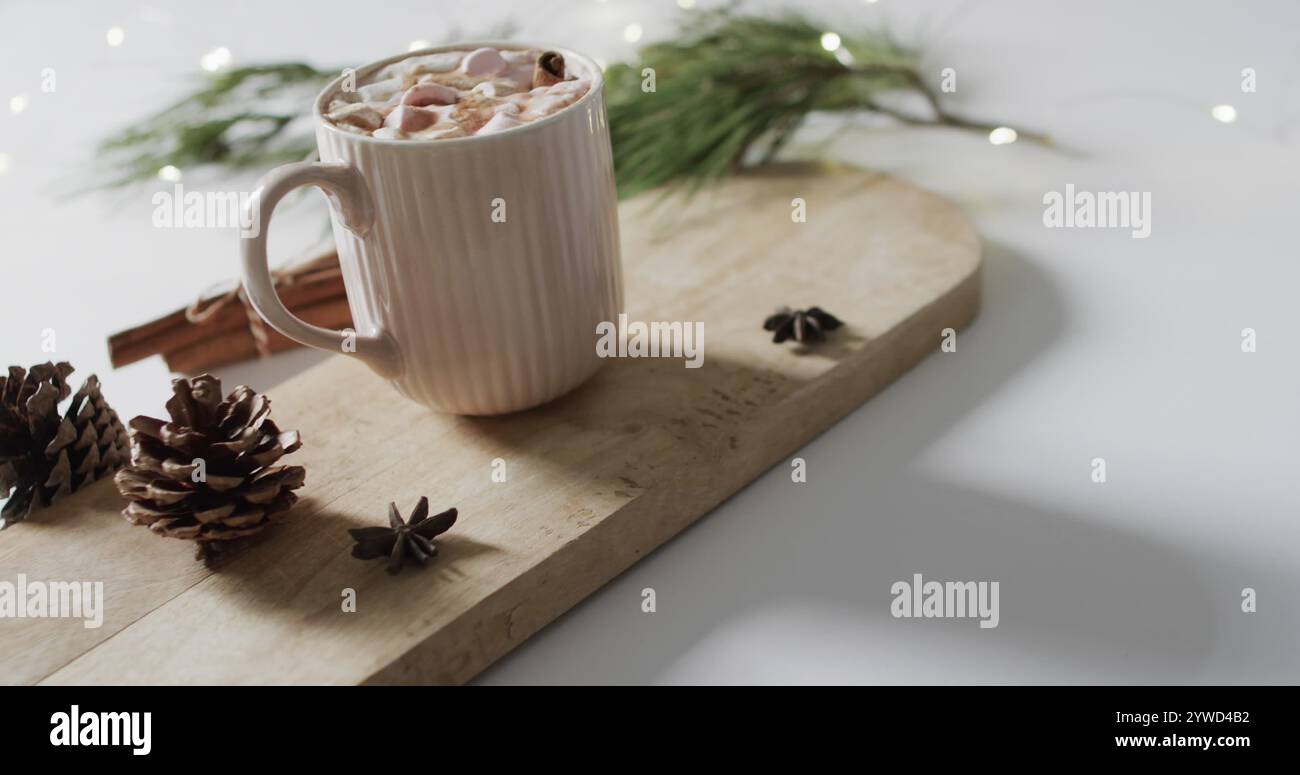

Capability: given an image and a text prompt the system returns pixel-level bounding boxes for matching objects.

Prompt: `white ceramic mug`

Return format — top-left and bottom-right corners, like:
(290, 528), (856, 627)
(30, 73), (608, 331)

(240, 43), (622, 415)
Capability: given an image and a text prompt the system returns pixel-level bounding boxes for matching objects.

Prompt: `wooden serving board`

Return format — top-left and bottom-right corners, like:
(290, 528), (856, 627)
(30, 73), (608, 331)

(0, 163), (980, 685)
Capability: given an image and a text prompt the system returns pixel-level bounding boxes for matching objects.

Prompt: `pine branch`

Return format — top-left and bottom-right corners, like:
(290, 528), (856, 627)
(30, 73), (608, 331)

(605, 9), (1049, 199)
(94, 10), (1048, 197)
(96, 64), (334, 188)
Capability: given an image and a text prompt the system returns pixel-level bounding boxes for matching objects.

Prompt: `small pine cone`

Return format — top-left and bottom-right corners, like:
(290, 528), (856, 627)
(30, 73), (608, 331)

(114, 375), (306, 550)
(0, 362), (129, 528)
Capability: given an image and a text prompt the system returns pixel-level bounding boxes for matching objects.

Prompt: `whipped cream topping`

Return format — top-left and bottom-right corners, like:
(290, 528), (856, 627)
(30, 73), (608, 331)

(324, 47), (592, 141)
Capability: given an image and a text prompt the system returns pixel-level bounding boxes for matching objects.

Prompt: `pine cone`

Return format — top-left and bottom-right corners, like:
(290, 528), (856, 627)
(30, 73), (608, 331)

(114, 375), (305, 549)
(0, 362), (128, 528)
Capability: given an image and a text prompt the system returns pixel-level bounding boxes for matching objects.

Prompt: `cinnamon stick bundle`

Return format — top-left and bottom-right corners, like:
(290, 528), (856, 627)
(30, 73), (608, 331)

(108, 250), (352, 374)
(163, 296), (353, 373)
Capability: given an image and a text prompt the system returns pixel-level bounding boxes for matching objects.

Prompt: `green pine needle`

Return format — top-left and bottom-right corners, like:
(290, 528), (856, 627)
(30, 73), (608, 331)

(94, 9), (1046, 196)
(96, 63), (332, 189)
(606, 10), (1048, 199)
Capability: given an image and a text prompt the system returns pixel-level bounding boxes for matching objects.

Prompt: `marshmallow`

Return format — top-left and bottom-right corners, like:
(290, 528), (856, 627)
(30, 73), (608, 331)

(412, 125), (468, 141)
(374, 93), (403, 117)
(500, 48), (541, 66)
(431, 103), (460, 120)
(356, 78), (403, 103)
(518, 79), (592, 119)
(326, 47), (590, 140)
(384, 105), (438, 133)
(519, 90), (584, 121)
(381, 51), (466, 80)
(401, 82), (458, 107)
(327, 102), (383, 131)
(471, 79), (526, 99)
(476, 110), (523, 135)
(548, 77), (590, 96)
(462, 47), (509, 77)
(505, 64), (535, 89)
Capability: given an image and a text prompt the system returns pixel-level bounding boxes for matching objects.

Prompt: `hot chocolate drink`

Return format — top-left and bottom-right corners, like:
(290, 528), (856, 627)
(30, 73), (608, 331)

(324, 47), (593, 140)
(246, 42), (619, 414)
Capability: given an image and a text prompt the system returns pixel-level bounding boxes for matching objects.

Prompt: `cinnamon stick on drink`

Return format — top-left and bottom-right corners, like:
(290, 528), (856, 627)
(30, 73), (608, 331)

(533, 51), (566, 87)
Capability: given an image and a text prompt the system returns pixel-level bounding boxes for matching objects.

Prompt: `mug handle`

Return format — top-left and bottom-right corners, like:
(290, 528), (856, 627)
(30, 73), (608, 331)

(240, 161), (401, 379)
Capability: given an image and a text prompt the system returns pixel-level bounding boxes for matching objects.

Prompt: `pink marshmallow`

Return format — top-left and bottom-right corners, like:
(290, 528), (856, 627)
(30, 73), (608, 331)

(384, 105), (437, 133)
(506, 64), (535, 88)
(401, 82), (459, 107)
(462, 47), (508, 78)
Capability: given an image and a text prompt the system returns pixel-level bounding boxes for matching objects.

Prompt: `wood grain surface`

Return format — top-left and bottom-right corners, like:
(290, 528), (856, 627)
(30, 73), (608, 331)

(0, 163), (981, 684)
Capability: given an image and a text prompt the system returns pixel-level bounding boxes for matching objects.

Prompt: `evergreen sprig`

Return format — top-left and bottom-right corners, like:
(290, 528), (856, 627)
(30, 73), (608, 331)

(605, 10), (1048, 198)
(95, 9), (1045, 196)
(97, 63), (333, 188)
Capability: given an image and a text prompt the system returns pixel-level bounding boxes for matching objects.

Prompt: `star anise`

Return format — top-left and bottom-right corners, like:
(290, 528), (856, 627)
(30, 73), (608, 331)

(763, 306), (844, 344)
(349, 497), (457, 575)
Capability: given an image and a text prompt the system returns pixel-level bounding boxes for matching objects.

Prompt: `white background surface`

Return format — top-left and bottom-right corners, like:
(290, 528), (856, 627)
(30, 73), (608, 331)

(2, 0), (1297, 684)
